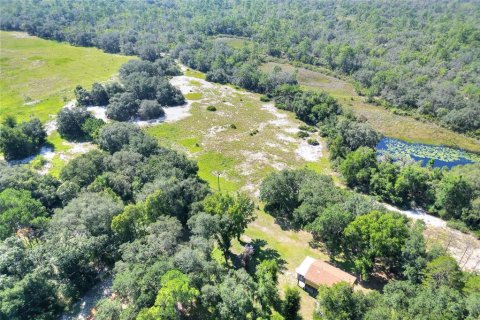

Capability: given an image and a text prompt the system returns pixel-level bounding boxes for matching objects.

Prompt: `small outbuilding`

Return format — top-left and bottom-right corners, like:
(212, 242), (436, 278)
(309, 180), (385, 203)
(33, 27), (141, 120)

(295, 256), (357, 296)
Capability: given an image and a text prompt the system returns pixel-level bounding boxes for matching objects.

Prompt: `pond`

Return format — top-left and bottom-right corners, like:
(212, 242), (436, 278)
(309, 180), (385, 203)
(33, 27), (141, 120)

(376, 138), (480, 169)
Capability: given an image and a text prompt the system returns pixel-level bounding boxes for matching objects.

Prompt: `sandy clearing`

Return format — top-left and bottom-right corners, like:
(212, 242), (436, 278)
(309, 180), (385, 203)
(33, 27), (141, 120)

(383, 203), (446, 228)
(7, 146), (55, 165)
(10, 32), (33, 38)
(276, 133), (297, 143)
(382, 203), (480, 272)
(86, 106), (109, 122)
(205, 125), (227, 137)
(295, 140), (323, 162)
(261, 102), (288, 119)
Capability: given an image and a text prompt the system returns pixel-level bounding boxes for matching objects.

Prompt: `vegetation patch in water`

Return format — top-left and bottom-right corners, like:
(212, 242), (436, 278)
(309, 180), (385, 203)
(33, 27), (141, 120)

(377, 138), (479, 168)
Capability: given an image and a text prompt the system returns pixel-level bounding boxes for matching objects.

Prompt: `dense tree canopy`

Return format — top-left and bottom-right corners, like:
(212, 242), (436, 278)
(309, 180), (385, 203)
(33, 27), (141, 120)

(0, 117), (46, 160)
(3, 0), (477, 134)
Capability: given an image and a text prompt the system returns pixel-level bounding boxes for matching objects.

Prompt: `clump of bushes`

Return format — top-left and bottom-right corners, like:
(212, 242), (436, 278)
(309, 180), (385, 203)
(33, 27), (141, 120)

(138, 100), (165, 120)
(298, 124), (316, 132)
(57, 107), (105, 141)
(307, 138), (319, 146)
(296, 131), (309, 138)
(0, 116), (46, 160)
(31, 156), (47, 169)
(260, 95), (271, 102)
(207, 105), (217, 112)
(250, 129), (259, 136)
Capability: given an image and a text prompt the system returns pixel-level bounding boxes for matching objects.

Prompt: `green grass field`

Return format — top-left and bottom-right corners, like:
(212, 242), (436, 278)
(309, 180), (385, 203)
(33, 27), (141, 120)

(0, 31), (132, 123)
(147, 73), (333, 194)
(261, 61), (480, 153)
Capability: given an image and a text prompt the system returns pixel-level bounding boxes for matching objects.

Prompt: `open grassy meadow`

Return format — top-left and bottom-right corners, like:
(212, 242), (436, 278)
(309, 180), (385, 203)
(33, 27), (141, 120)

(0, 31), (132, 123)
(147, 69), (333, 193)
(213, 36), (256, 50)
(261, 61), (480, 153)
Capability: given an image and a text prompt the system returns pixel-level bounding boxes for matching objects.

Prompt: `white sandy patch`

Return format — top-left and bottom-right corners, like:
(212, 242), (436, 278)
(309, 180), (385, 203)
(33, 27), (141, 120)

(163, 104), (193, 123)
(271, 162), (289, 171)
(269, 118), (292, 127)
(10, 32), (32, 38)
(65, 141), (96, 154)
(295, 140), (323, 162)
(262, 103), (288, 119)
(205, 125), (227, 137)
(24, 100), (40, 106)
(276, 133), (296, 143)
(383, 203), (446, 228)
(64, 100), (76, 109)
(284, 127), (300, 134)
(7, 146), (55, 165)
(170, 76), (197, 94)
(45, 120), (57, 135)
(87, 106), (109, 122)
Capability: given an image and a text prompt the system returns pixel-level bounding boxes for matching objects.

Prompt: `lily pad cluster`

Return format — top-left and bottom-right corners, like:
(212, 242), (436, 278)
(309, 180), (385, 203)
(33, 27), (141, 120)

(377, 138), (480, 168)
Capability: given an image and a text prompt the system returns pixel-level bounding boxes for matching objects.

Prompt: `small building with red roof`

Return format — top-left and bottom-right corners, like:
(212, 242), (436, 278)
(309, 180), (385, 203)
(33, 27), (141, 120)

(295, 256), (357, 296)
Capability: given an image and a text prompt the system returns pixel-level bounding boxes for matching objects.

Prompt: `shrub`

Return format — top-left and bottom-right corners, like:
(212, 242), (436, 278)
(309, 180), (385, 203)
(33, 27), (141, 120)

(283, 286), (300, 319)
(138, 100), (165, 120)
(296, 131), (309, 138)
(82, 117), (105, 141)
(250, 129), (259, 136)
(230, 124), (237, 129)
(0, 118), (46, 160)
(207, 105), (217, 112)
(446, 220), (470, 234)
(307, 138), (319, 146)
(57, 107), (90, 140)
(31, 156), (47, 169)
(106, 92), (139, 121)
(298, 124), (316, 132)
(260, 95), (271, 102)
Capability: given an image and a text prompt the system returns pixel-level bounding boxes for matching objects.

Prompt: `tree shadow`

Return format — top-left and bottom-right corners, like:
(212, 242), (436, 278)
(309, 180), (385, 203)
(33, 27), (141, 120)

(234, 238), (286, 274)
(332, 259), (389, 291)
(274, 217), (300, 232)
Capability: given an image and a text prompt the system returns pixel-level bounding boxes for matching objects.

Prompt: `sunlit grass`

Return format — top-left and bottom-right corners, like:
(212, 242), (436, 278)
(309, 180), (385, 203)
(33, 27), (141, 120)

(184, 69), (206, 80)
(0, 31), (132, 123)
(184, 92), (203, 100)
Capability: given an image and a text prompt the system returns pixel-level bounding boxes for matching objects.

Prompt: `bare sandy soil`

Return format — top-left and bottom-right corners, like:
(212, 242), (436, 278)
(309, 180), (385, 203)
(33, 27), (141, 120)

(384, 203), (480, 272)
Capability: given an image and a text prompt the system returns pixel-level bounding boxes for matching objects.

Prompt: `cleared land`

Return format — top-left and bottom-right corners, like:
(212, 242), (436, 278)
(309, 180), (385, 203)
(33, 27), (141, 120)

(146, 66), (334, 318)
(0, 31), (131, 123)
(261, 61), (480, 153)
(147, 67), (333, 194)
(213, 36), (255, 50)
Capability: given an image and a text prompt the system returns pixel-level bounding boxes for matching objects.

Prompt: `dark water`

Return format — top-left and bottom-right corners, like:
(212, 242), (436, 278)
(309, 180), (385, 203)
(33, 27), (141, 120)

(376, 138), (478, 169)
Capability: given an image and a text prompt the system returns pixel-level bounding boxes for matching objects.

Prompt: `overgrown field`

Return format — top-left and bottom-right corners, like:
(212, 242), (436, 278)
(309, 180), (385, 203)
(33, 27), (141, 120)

(0, 31), (131, 123)
(261, 62), (480, 154)
(146, 67), (333, 194)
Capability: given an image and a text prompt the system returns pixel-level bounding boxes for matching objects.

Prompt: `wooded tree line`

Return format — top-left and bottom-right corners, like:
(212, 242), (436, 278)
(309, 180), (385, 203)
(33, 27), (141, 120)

(1, 0), (478, 135)
(269, 83), (480, 232)
(260, 169), (480, 319)
(0, 120), (301, 319)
